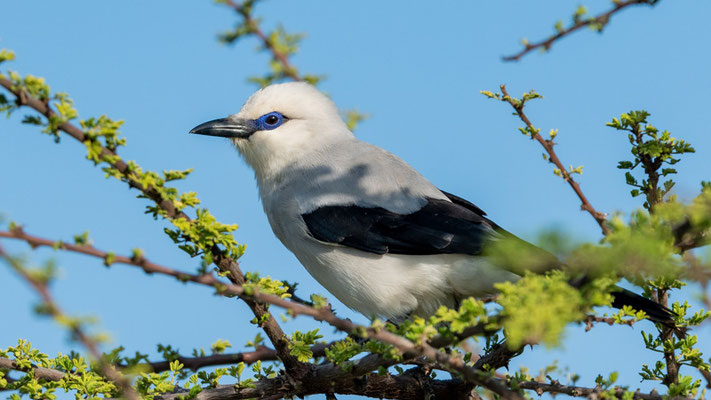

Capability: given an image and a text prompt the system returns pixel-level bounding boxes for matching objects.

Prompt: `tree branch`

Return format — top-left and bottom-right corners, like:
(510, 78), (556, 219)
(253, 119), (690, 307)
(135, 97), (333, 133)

(0, 357), (66, 382)
(2, 354), (690, 400)
(158, 367), (473, 400)
(0, 226), (516, 397)
(515, 379), (669, 400)
(502, 0), (660, 62)
(0, 75), (304, 375)
(498, 85), (610, 235)
(472, 342), (522, 371)
(139, 344), (330, 373)
(0, 226), (497, 353)
(0, 226), (220, 287)
(140, 346), (279, 373)
(221, 0), (302, 81)
(0, 244), (141, 400)
(583, 315), (638, 331)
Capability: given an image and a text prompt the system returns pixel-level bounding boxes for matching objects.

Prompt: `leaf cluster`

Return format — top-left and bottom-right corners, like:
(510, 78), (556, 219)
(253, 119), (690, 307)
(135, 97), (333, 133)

(0, 340), (118, 400)
(609, 110), (695, 209)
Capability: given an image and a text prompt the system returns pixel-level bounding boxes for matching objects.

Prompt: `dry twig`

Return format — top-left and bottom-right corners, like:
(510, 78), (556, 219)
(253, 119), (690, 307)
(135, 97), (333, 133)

(502, 0), (660, 62)
(499, 85), (610, 235)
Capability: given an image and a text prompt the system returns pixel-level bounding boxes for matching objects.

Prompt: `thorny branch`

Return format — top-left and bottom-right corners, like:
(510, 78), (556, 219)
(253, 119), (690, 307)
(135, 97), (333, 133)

(0, 344), (323, 384)
(0, 354), (471, 400)
(515, 379), (670, 400)
(0, 357), (66, 382)
(0, 226), (520, 399)
(644, 175), (680, 388)
(583, 315), (638, 331)
(1, 3), (705, 395)
(502, 0), (660, 62)
(0, 226), (221, 288)
(7, 219), (687, 399)
(493, 86), (708, 391)
(0, 75), (304, 375)
(137, 344), (328, 374)
(0, 244), (141, 400)
(499, 85), (611, 236)
(0, 354), (687, 400)
(0, 226), (494, 348)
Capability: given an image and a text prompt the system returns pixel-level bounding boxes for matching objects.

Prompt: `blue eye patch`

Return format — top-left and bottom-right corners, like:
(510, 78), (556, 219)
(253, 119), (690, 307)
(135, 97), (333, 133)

(256, 111), (286, 130)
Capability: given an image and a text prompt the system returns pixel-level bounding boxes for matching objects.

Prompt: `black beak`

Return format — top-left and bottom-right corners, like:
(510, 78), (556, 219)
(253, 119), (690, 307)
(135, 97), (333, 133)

(189, 117), (258, 139)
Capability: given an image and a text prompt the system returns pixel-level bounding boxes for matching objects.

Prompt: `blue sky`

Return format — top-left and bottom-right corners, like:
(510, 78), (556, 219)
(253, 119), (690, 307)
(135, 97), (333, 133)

(1, 1), (710, 398)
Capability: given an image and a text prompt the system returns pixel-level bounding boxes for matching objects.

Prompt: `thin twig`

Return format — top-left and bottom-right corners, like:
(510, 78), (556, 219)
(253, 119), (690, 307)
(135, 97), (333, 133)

(0, 226), (496, 352)
(515, 379), (669, 400)
(0, 225), (306, 308)
(222, 0), (302, 81)
(499, 85), (610, 235)
(137, 343), (331, 373)
(583, 315), (638, 331)
(0, 226), (220, 287)
(0, 244), (141, 400)
(502, 0), (660, 62)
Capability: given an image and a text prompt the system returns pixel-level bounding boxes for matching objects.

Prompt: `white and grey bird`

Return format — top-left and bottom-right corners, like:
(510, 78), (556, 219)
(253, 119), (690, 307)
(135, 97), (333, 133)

(190, 82), (672, 324)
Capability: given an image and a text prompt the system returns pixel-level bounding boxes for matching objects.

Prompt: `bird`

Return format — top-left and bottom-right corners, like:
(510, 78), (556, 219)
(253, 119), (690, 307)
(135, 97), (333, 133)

(190, 81), (673, 326)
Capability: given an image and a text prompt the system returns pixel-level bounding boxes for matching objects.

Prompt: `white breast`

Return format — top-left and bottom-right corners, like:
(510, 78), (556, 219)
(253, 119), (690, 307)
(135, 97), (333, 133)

(284, 233), (519, 321)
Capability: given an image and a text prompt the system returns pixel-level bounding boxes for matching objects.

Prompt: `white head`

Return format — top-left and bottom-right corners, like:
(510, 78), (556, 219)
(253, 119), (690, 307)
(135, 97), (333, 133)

(190, 82), (353, 179)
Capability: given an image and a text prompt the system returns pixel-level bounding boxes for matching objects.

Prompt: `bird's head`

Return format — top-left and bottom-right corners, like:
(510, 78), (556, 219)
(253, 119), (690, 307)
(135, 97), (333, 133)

(190, 82), (353, 178)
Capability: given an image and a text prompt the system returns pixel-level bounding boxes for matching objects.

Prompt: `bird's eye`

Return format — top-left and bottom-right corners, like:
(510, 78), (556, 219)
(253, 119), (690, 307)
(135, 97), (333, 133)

(257, 111), (286, 131)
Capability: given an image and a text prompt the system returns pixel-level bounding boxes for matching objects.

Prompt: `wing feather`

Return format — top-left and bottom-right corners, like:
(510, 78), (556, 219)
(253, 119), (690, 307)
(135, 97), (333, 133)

(301, 194), (496, 256)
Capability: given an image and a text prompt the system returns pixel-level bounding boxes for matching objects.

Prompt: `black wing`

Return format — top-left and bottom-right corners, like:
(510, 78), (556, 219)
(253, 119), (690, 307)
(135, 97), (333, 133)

(303, 191), (679, 327)
(301, 191), (500, 256)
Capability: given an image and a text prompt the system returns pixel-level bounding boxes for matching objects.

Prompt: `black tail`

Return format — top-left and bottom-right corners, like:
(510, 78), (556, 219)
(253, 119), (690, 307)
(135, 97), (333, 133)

(568, 275), (680, 332)
(610, 288), (677, 328)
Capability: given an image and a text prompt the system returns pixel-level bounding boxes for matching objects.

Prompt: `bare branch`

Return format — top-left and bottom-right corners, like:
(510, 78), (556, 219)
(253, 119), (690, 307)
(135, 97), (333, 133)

(141, 344), (330, 373)
(499, 85), (610, 235)
(515, 379), (669, 400)
(141, 346), (278, 373)
(502, 0), (660, 62)
(0, 226), (220, 287)
(0, 357), (66, 382)
(583, 315), (638, 331)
